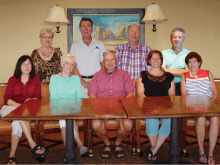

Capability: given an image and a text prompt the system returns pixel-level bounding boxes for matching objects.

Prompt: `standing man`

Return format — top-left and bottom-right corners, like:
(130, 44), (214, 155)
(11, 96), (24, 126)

(115, 24), (151, 84)
(162, 27), (191, 96)
(88, 50), (135, 159)
(70, 17), (106, 98)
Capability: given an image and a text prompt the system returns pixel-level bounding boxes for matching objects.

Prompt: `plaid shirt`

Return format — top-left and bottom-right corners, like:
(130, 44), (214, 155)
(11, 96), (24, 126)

(115, 43), (151, 80)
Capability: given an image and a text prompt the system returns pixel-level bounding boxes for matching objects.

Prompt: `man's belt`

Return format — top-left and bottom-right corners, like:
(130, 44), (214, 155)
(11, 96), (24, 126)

(81, 75), (94, 79)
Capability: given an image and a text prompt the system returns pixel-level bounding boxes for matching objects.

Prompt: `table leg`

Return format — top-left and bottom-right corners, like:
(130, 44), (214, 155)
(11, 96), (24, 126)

(170, 118), (180, 164)
(65, 119), (76, 164)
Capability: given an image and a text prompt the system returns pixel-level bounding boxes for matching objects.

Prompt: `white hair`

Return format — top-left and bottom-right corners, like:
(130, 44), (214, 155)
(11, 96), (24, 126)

(61, 54), (76, 64)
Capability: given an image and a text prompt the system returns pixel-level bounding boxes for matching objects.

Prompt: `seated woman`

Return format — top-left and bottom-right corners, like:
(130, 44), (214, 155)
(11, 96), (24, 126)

(181, 52), (218, 165)
(136, 50), (175, 162)
(49, 54), (88, 157)
(0, 55), (48, 164)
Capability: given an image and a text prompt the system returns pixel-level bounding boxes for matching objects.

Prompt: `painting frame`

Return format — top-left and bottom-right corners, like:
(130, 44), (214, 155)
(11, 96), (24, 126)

(67, 8), (145, 52)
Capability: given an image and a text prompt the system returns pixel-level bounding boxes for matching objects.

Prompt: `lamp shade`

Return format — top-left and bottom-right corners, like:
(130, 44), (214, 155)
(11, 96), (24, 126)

(45, 5), (70, 24)
(142, 3), (167, 23)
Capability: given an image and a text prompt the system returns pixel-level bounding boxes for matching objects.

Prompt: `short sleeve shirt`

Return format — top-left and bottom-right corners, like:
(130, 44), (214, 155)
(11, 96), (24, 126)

(88, 68), (136, 98)
(70, 38), (106, 76)
(115, 43), (151, 80)
(162, 47), (191, 83)
(30, 48), (62, 82)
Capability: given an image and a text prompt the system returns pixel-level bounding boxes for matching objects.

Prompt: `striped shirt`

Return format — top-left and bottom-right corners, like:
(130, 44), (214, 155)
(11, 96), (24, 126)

(115, 43), (151, 80)
(185, 69), (212, 97)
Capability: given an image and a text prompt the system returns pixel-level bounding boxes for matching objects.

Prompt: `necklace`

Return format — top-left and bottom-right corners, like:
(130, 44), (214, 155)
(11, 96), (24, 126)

(41, 47), (53, 57)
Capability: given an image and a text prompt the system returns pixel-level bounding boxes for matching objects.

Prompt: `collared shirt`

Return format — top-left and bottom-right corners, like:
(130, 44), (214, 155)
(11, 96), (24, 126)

(70, 37), (106, 76)
(115, 43), (151, 80)
(162, 47), (191, 83)
(4, 76), (41, 105)
(88, 68), (136, 98)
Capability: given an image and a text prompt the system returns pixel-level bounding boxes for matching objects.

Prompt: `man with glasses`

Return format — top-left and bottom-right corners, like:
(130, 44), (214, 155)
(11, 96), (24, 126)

(70, 17), (106, 98)
(115, 24), (151, 85)
(88, 50), (135, 159)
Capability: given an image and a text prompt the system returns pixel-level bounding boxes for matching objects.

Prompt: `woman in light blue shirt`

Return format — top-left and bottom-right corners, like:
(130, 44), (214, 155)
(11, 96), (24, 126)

(49, 54), (88, 157)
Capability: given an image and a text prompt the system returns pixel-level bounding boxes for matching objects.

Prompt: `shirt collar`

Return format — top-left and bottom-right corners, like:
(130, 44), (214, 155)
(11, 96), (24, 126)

(79, 37), (95, 46)
(104, 68), (118, 75)
(127, 42), (141, 52)
(168, 47), (187, 55)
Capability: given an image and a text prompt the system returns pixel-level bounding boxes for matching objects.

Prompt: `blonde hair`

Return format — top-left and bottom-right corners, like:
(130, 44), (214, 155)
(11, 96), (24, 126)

(61, 54), (76, 65)
(39, 27), (54, 38)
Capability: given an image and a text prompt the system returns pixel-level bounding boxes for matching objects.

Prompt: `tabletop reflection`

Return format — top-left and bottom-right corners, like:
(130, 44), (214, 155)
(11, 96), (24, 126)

(49, 98), (82, 115)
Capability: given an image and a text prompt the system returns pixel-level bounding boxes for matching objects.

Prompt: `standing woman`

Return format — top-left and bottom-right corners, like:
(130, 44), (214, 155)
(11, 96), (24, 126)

(49, 54), (88, 158)
(181, 52), (218, 165)
(0, 56), (48, 164)
(136, 50), (175, 162)
(31, 27), (62, 82)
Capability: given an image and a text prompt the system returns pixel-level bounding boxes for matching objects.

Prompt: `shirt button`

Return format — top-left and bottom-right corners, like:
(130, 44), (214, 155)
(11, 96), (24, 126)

(110, 91), (112, 92)
(110, 81), (112, 82)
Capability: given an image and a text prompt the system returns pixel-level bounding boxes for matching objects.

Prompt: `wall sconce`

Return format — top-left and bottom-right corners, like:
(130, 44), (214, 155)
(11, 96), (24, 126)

(142, 3), (167, 32)
(45, 4), (70, 33)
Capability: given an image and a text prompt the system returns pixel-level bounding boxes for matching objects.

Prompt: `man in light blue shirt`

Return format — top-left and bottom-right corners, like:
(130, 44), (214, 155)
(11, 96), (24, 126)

(162, 27), (191, 95)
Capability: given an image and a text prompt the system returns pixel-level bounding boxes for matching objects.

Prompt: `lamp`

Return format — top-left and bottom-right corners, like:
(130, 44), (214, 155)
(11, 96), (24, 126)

(142, 3), (167, 32)
(45, 4), (70, 33)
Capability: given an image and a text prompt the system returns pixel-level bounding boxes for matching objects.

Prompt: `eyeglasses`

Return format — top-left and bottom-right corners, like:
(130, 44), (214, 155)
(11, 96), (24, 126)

(41, 36), (53, 39)
(104, 58), (115, 62)
(21, 63), (31, 67)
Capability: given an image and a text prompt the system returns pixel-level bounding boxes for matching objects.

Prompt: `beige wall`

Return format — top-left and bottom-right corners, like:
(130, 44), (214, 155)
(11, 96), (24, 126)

(0, 0), (220, 82)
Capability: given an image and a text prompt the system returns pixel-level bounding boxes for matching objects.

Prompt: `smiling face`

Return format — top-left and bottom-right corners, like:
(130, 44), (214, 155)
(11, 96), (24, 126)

(21, 59), (32, 76)
(127, 24), (141, 43)
(149, 53), (162, 68)
(170, 31), (185, 48)
(61, 58), (75, 75)
(103, 52), (116, 73)
(40, 32), (53, 47)
(80, 21), (93, 39)
(187, 57), (201, 73)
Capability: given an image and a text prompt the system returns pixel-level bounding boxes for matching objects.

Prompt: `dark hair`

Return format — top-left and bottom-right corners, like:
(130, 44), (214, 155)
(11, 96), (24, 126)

(14, 55), (36, 78)
(79, 17), (93, 27)
(185, 52), (202, 68)
(147, 50), (163, 66)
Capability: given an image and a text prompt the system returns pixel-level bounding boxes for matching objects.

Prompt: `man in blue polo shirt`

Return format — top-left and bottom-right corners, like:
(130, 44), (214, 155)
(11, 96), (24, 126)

(162, 27), (191, 96)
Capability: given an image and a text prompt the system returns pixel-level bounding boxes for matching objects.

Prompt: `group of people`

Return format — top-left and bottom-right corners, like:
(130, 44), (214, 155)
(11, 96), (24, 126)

(0, 17), (218, 165)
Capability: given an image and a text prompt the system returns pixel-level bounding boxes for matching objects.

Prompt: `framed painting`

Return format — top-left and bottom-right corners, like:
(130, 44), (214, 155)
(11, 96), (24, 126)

(67, 9), (145, 51)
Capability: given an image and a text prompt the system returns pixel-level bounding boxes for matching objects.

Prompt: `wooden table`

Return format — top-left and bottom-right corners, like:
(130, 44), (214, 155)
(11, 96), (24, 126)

(3, 98), (127, 164)
(121, 95), (220, 164)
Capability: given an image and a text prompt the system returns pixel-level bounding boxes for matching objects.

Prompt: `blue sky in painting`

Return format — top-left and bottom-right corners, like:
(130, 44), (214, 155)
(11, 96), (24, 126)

(73, 14), (139, 41)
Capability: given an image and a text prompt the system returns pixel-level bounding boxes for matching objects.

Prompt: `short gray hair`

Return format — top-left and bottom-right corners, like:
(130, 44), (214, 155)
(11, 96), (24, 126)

(103, 50), (116, 58)
(39, 27), (54, 38)
(61, 54), (75, 65)
(170, 27), (185, 38)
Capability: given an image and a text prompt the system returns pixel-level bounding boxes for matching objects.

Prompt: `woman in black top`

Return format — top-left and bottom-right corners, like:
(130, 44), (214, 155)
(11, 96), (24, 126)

(136, 50), (175, 162)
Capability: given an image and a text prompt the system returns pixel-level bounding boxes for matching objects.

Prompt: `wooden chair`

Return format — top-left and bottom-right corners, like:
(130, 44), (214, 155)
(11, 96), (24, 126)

(0, 83), (36, 150)
(179, 79), (220, 157)
(0, 83), (86, 150)
(36, 83), (87, 149)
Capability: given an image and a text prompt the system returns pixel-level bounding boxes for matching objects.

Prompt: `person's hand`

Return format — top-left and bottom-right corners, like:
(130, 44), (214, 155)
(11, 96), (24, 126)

(161, 65), (167, 72)
(24, 98), (37, 102)
(82, 81), (91, 89)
